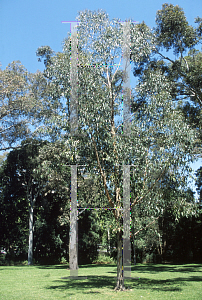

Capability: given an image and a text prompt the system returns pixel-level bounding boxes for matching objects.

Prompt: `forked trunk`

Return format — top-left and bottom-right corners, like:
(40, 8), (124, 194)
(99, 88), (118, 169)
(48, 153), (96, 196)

(114, 230), (125, 291)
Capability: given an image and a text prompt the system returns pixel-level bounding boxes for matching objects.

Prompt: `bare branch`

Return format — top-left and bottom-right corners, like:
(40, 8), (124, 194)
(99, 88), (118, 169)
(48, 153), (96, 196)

(111, 56), (122, 83)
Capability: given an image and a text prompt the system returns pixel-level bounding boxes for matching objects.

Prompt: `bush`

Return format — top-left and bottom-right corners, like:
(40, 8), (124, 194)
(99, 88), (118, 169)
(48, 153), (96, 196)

(60, 257), (67, 264)
(92, 253), (115, 264)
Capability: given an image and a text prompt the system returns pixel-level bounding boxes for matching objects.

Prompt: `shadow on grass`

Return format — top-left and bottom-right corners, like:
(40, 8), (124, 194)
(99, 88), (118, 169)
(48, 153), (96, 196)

(35, 263), (116, 270)
(47, 274), (202, 294)
(36, 264), (70, 270)
(131, 264), (202, 274)
(132, 275), (202, 289)
(48, 275), (115, 294)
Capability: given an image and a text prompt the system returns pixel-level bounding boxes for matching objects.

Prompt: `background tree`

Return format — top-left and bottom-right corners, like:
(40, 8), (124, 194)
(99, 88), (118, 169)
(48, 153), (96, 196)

(0, 139), (72, 265)
(131, 3), (202, 157)
(0, 156), (28, 262)
(0, 62), (37, 150)
(0, 59), (59, 153)
(0, 139), (46, 264)
(34, 140), (72, 264)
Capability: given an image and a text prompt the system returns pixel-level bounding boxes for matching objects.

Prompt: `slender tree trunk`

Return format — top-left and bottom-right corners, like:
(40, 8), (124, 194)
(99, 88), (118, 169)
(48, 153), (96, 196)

(27, 186), (37, 266)
(158, 233), (163, 257)
(107, 227), (110, 254)
(114, 230), (125, 290)
(133, 240), (136, 265)
(28, 198), (34, 265)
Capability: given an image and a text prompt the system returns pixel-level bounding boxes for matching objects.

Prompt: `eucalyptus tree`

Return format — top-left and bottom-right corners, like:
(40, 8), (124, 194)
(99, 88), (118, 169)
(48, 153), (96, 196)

(1, 139), (47, 264)
(0, 61), (50, 151)
(131, 3), (202, 156)
(131, 3), (202, 107)
(130, 165), (199, 264)
(0, 62), (32, 150)
(36, 9), (198, 290)
(0, 139), (72, 264)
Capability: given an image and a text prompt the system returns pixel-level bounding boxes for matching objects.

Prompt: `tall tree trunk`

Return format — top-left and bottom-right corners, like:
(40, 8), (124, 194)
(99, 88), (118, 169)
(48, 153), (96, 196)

(114, 230), (125, 290)
(28, 198), (34, 265)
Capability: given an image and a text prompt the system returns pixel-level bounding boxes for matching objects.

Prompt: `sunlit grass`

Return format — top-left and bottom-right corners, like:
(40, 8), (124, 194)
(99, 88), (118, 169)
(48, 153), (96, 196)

(1, 263), (202, 299)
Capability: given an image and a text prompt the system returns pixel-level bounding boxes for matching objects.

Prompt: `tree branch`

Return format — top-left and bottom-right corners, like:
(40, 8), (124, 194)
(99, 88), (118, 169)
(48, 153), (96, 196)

(131, 166), (167, 208)
(91, 134), (116, 218)
(134, 216), (160, 236)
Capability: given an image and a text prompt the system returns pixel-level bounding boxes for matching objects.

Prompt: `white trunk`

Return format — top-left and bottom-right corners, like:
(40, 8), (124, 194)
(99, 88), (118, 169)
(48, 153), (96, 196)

(107, 228), (110, 253)
(28, 201), (34, 265)
(69, 165), (78, 276)
(69, 218), (78, 274)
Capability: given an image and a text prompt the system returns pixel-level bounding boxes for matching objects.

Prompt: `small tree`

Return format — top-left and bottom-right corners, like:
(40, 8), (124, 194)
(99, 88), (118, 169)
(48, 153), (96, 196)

(1, 139), (45, 264)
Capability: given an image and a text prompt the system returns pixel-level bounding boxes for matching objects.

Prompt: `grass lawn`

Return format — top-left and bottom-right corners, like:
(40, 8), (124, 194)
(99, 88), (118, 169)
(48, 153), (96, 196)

(0, 263), (202, 299)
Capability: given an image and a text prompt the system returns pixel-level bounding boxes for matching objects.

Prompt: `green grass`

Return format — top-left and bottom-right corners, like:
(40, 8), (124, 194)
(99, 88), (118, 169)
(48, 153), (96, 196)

(0, 263), (202, 299)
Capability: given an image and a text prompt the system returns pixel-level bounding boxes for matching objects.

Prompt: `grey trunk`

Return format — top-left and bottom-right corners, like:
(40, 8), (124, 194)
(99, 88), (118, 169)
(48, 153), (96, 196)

(133, 241), (136, 265)
(114, 230), (125, 290)
(28, 200), (34, 265)
(69, 165), (78, 275)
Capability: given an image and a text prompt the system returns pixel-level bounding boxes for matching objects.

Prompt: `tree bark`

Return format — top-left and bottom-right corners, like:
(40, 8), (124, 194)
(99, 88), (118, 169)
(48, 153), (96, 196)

(69, 165), (78, 276)
(133, 239), (136, 265)
(107, 227), (110, 253)
(114, 230), (125, 291)
(28, 198), (34, 265)
(27, 185), (37, 266)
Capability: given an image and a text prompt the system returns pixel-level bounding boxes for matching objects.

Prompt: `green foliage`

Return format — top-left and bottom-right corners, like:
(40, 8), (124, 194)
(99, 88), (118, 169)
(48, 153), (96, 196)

(0, 153), (29, 261)
(93, 254), (115, 264)
(131, 4), (202, 161)
(78, 210), (100, 264)
(36, 46), (54, 67)
(155, 3), (198, 54)
(0, 62), (49, 150)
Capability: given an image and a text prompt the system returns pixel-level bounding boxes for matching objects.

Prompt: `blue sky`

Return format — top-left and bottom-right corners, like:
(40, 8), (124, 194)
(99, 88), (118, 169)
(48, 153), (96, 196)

(0, 0), (201, 197)
(1, 0), (202, 72)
